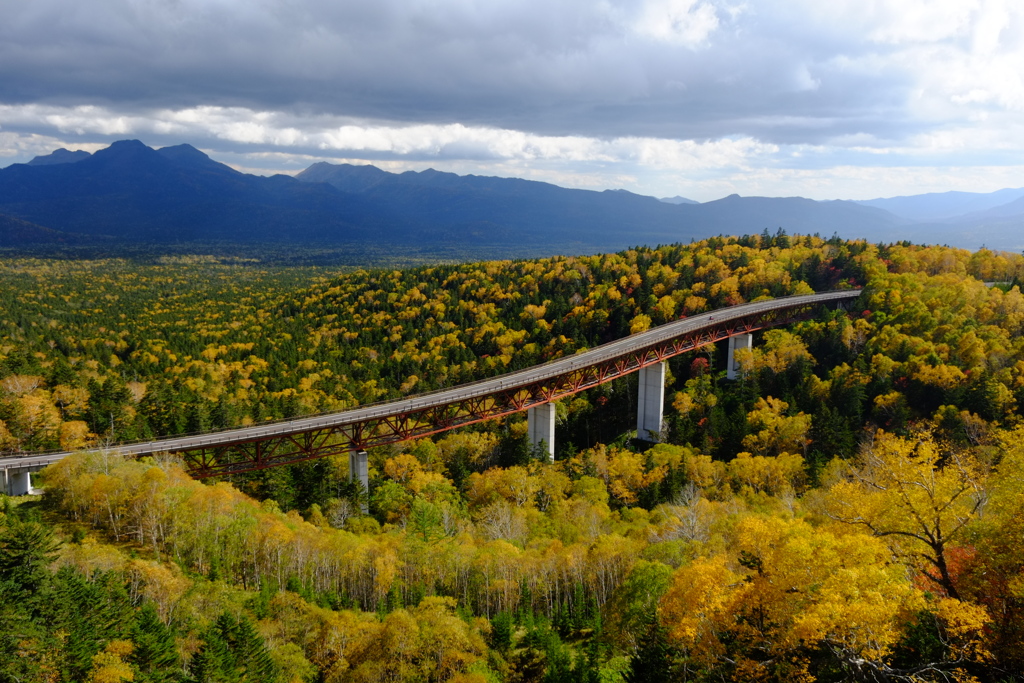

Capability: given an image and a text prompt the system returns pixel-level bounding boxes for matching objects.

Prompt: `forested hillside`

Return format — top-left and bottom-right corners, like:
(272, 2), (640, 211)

(3, 235), (1024, 681)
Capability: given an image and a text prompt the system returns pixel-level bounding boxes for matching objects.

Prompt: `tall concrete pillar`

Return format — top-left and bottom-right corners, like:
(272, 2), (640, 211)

(527, 403), (556, 461)
(9, 470), (32, 496)
(1, 468), (7, 496)
(636, 362), (666, 442)
(348, 450), (369, 513)
(727, 333), (753, 380)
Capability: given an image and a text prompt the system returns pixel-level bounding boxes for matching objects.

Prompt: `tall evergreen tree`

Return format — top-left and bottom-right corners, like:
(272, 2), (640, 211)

(189, 631), (231, 683)
(46, 567), (135, 682)
(808, 405), (856, 470)
(47, 354), (78, 387)
(569, 639), (601, 683)
(232, 614), (278, 682)
(132, 602), (181, 682)
(84, 375), (134, 439)
(0, 581), (48, 683)
(624, 623), (674, 683)
(191, 612), (278, 683)
(0, 518), (61, 595)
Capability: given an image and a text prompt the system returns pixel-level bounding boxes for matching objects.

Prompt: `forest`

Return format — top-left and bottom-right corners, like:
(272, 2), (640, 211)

(2, 233), (1024, 682)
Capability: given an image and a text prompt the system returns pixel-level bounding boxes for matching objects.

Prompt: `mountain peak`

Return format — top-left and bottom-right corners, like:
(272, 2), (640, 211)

(88, 139), (159, 164)
(296, 162), (389, 192)
(26, 148), (92, 166)
(157, 143), (208, 160)
(155, 143), (237, 174)
(107, 139), (150, 151)
(659, 195), (699, 205)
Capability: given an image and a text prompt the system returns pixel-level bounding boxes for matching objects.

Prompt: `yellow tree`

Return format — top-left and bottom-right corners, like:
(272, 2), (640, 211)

(821, 430), (987, 599)
(741, 396), (811, 457)
(87, 640), (135, 683)
(660, 516), (989, 681)
(957, 425), (1024, 669)
(346, 597), (488, 682)
(733, 329), (815, 376)
(606, 448), (666, 506)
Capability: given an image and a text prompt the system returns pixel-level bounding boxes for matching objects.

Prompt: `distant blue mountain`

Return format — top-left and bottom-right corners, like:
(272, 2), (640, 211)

(955, 192), (1024, 221)
(659, 195), (700, 205)
(297, 162), (908, 248)
(295, 162), (726, 248)
(851, 187), (1024, 252)
(3, 140), (1019, 252)
(0, 145), (720, 249)
(857, 188), (1024, 222)
(0, 140), (392, 244)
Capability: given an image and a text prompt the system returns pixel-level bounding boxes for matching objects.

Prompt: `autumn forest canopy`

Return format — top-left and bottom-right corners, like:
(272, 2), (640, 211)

(3, 234), (1024, 682)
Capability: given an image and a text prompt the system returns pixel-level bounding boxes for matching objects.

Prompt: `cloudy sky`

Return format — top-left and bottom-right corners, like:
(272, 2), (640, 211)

(2, 0), (1023, 201)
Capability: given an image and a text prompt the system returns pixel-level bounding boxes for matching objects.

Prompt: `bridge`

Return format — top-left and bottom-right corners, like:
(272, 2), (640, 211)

(1, 289), (860, 495)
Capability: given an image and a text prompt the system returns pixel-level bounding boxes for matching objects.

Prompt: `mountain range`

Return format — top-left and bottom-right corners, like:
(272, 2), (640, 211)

(1, 140), (1022, 253)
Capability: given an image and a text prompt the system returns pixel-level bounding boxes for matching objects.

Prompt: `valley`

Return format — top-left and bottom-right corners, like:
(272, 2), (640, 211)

(2, 236), (1024, 681)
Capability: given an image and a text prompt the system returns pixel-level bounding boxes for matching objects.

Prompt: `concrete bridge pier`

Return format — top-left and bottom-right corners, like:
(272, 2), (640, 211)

(636, 362), (666, 442)
(527, 403), (556, 461)
(348, 450), (369, 513)
(3, 468), (36, 496)
(10, 470), (32, 496)
(727, 333), (753, 380)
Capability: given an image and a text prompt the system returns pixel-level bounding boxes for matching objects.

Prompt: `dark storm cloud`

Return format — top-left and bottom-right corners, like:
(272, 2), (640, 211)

(0, 0), (923, 143)
(3, 1), (1022, 201)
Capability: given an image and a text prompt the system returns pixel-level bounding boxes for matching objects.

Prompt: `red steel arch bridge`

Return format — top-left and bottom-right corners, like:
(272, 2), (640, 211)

(1, 289), (860, 492)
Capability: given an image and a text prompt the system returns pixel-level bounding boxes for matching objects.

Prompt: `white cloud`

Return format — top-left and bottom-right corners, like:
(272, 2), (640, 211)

(0, 103), (777, 171)
(632, 0), (720, 46)
(0, 130), (104, 160)
(713, 163), (1024, 201)
(5, 99), (1024, 203)
(865, 0), (978, 45)
(3, 0), (1024, 205)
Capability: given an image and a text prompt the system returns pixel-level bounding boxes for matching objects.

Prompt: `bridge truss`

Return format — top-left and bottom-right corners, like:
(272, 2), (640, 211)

(0, 290), (861, 479)
(180, 294), (855, 477)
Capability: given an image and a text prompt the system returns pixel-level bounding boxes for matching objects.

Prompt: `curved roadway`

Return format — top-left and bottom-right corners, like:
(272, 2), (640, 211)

(1, 289), (860, 470)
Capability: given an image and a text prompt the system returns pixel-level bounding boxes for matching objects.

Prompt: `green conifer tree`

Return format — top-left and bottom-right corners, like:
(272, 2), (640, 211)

(46, 567), (135, 682)
(490, 611), (514, 653)
(623, 623), (674, 683)
(0, 518), (61, 594)
(0, 580), (48, 683)
(232, 614), (278, 682)
(132, 602), (181, 682)
(189, 633), (230, 683)
(47, 354), (78, 387)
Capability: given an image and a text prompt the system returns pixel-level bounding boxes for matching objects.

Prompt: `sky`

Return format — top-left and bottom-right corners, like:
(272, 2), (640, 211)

(1, 0), (1023, 202)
